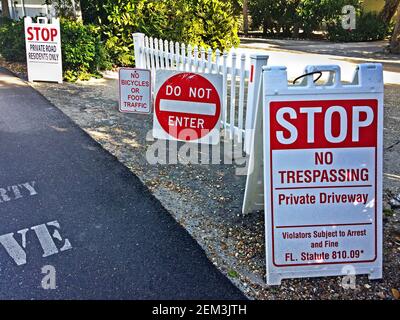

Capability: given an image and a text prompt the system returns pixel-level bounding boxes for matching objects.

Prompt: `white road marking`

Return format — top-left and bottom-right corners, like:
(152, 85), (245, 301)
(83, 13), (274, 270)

(21, 181), (38, 196)
(31, 224), (60, 257)
(0, 181), (38, 204)
(0, 231), (28, 266)
(0, 220), (72, 265)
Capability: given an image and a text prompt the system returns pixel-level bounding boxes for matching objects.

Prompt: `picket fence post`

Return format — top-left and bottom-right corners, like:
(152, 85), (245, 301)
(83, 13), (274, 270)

(132, 32), (269, 154)
(244, 54), (269, 154)
(132, 33), (145, 68)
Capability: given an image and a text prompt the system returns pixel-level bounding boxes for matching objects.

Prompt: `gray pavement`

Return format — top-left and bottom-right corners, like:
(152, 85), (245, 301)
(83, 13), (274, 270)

(0, 67), (245, 300)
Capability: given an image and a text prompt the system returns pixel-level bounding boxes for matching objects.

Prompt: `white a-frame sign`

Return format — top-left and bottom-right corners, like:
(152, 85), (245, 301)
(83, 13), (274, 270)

(24, 16), (63, 83)
(243, 64), (384, 285)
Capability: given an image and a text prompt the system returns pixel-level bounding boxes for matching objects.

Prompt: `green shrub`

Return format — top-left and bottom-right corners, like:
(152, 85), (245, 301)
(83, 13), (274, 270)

(80, 0), (109, 25)
(0, 19), (26, 62)
(326, 11), (390, 42)
(61, 19), (112, 81)
(249, 0), (365, 38)
(0, 18), (112, 81)
(103, 0), (170, 66)
(0, 17), (13, 25)
(103, 0), (239, 66)
(297, 0), (361, 36)
(187, 0), (240, 50)
(249, 0), (300, 36)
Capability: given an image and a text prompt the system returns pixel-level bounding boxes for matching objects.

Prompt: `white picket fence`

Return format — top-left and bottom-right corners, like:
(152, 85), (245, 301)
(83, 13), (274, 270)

(133, 33), (268, 154)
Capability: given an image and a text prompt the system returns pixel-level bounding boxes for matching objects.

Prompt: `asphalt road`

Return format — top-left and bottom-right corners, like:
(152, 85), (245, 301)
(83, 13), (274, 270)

(0, 68), (245, 300)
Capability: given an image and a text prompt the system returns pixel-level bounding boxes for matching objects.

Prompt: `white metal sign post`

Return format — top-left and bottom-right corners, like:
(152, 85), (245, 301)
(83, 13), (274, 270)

(119, 68), (151, 114)
(244, 64), (383, 285)
(24, 17), (63, 83)
(153, 70), (222, 144)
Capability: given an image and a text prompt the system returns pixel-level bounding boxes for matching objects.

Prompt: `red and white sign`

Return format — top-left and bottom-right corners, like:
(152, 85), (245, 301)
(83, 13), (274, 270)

(119, 68), (151, 114)
(24, 17), (62, 83)
(269, 99), (378, 267)
(244, 64), (384, 285)
(153, 71), (222, 144)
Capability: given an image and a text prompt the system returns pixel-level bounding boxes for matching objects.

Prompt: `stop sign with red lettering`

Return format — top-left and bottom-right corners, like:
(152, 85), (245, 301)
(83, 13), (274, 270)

(244, 64), (384, 285)
(153, 71), (222, 144)
(24, 17), (62, 83)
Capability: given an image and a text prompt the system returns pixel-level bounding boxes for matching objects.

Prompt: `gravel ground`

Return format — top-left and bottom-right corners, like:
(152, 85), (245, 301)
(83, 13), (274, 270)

(2, 59), (399, 300)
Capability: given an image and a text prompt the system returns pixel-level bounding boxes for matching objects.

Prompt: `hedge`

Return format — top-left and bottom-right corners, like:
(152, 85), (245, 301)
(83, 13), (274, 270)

(102, 0), (240, 66)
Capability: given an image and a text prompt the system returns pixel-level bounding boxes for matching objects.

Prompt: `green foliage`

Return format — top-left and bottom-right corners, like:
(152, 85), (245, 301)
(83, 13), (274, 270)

(228, 270), (238, 278)
(230, 0), (243, 15)
(61, 19), (112, 81)
(249, 0), (300, 36)
(297, 0), (360, 36)
(0, 19), (26, 62)
(383, 208), (394, 217)
(0, 18), (111, 82)
(103, 0), (170, 66)
(80, 0), (109, 24)
(103, 0), (239, 66)
(326, 11), (391, 42)
(248, 0), (388, 41)
(187, 0), (240, 50)
(0, 17), (13, 25)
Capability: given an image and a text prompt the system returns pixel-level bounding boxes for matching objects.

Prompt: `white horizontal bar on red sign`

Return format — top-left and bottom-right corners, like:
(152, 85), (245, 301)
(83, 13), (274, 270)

(159, 99), (216, 116)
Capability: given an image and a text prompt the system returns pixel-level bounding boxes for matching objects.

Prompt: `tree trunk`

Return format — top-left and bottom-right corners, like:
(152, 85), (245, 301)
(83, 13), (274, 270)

(243, 0), (248, 36)
(390, 4), (400, 53)
(379, 0), (400, 24)
(1, 0), (11, 18)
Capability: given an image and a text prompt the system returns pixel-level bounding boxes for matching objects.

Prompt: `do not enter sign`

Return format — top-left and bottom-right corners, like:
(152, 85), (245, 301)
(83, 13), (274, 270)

(153, 71), (222, 144)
